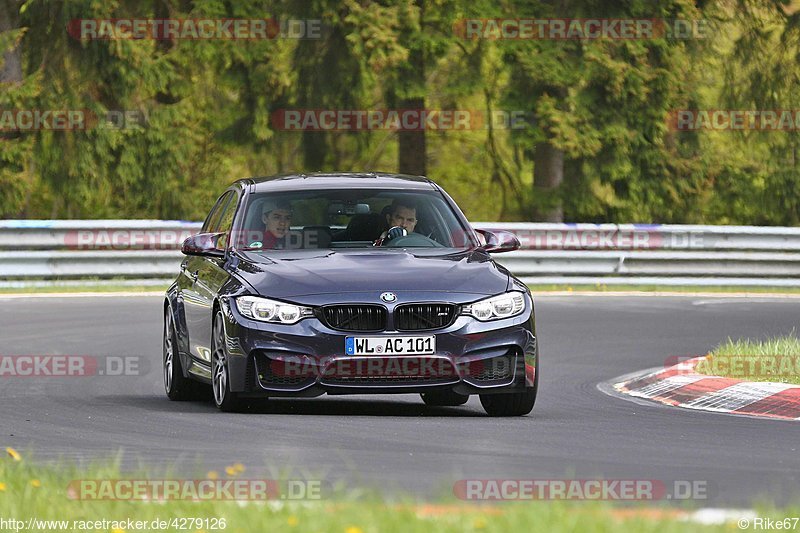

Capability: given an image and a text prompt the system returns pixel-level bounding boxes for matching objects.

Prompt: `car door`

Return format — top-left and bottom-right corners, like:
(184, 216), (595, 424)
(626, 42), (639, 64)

(182, 190), (236, 365)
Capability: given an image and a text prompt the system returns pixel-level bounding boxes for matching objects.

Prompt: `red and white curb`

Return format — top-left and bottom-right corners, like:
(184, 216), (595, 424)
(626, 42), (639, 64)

(614, 356), (800, 420)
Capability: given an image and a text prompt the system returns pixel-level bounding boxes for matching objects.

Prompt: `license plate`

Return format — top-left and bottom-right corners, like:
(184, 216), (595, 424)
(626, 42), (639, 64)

(345, 336), (436, 356)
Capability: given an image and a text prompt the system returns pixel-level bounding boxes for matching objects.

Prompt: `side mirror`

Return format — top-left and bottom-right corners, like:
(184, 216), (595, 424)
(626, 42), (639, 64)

(476, 229), (520, 253)
(181, 232), (225, 257)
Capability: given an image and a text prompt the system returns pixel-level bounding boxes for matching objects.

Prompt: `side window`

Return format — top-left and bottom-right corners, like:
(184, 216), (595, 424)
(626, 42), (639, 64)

(203, 191), (234, 233)
(218, 193), (238, 233)
(216, 192), (240, 249)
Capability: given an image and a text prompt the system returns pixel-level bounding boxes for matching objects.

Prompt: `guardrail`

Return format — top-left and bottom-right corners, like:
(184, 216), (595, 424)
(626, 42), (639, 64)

(1, 220), (800, 287)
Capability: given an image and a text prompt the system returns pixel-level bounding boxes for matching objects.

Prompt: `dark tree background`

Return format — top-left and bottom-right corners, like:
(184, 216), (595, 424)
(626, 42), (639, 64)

(0, 0), (798, 224)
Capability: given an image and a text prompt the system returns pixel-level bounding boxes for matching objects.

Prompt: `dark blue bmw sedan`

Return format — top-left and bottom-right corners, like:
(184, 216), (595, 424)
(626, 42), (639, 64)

(164, 173), (538, 415)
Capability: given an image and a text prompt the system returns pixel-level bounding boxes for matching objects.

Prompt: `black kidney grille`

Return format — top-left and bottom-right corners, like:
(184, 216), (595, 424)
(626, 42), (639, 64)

(396, 304), (456, 331)
(322, 305), (386, 332)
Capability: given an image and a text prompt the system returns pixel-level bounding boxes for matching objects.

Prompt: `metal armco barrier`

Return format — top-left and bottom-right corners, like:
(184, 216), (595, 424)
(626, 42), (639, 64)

(0, 220), (199, 250)
(1, 220), (800, 286)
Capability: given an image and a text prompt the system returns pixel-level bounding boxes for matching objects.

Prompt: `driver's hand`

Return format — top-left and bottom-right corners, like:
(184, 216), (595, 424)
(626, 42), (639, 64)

(386, 226), (407, 241)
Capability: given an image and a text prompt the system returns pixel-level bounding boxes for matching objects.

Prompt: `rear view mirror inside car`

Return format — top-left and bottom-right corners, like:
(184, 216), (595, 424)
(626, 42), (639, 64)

(327, 202), (370, 216)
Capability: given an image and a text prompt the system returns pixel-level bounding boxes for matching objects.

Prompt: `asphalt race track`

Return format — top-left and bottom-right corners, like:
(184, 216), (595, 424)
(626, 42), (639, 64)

(2, 294), (799, 507)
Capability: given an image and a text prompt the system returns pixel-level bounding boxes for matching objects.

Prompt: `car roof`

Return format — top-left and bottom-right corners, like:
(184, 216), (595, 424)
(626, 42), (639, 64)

(237, 172), (437, 193)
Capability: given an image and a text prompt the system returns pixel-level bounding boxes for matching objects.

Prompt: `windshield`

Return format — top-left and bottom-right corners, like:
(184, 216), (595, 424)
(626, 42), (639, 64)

(234, 188), (478, 251)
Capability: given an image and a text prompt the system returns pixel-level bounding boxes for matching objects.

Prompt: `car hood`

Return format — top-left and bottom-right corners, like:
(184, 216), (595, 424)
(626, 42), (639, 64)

(234, 249), (510, 300)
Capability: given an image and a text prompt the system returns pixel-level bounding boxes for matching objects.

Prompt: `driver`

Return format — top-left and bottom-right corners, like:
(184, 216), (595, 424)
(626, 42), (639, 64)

(374, 199), (417, 246)
(260, 199), (293, 249)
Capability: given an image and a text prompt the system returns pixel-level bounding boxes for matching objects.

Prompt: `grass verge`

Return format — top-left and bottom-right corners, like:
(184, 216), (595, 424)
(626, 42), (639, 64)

(0, 452), (745, 532)
(0, 284), (168, 294)
(696, 334), (800, 385)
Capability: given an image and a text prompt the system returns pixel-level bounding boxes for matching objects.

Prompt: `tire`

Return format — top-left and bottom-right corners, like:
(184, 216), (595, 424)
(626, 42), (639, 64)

(211, 311), (245, 412)
(479, 364), (538, 417)
(163, 307), (196, 401)
(420, 390), (469, 407)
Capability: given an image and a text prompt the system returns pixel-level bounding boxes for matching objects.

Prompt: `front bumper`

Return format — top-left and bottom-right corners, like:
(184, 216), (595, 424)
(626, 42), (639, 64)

(218, 296), (537, 397)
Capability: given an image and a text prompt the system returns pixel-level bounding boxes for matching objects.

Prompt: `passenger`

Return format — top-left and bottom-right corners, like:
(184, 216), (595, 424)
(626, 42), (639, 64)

(260, 199), (293, 249)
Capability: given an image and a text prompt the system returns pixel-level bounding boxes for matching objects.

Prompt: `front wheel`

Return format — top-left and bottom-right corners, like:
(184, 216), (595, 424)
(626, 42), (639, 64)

(479, 364), (538, 417)
(479, 390), (536, 416)
(212, 312), (244, 412)
(163, 308), (195, 401)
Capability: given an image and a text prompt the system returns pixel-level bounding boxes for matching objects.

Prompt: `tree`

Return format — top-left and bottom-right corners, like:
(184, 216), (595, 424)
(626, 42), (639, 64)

(715, 0), (800, 225)
(502, 0), (709, 223)
(0, 0), (21, 83)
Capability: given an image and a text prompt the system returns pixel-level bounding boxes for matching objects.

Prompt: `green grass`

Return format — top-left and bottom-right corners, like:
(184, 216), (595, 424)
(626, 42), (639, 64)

(696, 333), (800, 385)
(0, 283), (168, 294)
(528, 284), (800, 294)
(0, 453), (746, 532)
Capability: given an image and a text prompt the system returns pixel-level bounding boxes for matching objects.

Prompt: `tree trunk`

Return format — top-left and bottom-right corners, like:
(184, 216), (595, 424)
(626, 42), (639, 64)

(398, 96), (426, 176)
(0, 0), (22, 83)
(397, 1), (426, 176)
(532, 141), (564, 222)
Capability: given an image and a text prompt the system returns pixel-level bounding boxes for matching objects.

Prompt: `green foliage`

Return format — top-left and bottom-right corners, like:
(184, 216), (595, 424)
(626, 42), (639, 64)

(0, 0), (798, 224)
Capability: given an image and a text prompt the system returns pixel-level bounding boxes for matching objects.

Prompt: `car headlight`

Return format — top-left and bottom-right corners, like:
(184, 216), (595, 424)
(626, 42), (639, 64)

(235, 295), (314, 324)
(462, 292), (525, 321)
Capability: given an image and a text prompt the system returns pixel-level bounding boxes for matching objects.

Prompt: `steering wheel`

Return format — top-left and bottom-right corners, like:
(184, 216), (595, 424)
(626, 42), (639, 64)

(384, 233), (444, 248)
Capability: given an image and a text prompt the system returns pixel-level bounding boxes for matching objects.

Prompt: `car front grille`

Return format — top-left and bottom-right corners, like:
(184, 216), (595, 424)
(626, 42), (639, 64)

(461, 353), (515, 383)
(321, 305), (386, 332)
(471, 358), (513, 381)
(320, 356), (458, 386)
(323, 375), (456, 385)
(396, 304), (456, 331)
(253, 352), (316, 388)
